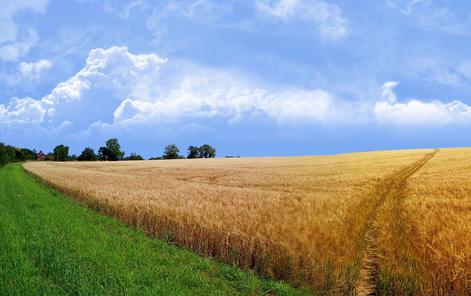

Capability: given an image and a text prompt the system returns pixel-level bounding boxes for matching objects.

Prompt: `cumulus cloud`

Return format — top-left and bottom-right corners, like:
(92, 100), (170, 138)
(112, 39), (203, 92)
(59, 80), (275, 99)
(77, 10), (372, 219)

(18, 59), (52, 82)
(0, 0), (48, 61)
(255, 0), (348, 38)
(0, 47), (166, 128)
(0, 47), (357, 131)
(3, 47), (471, 133)
(112, 75), (351, 125)
(374, 81), (471, 125)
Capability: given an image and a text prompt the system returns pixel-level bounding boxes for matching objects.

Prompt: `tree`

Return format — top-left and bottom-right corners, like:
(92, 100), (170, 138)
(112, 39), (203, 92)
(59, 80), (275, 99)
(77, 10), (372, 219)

(0, 143), (8, 166)
(106, 138), (124, 161)
(199, 144), (216, 158)
(78, 147), (97, 161)
(53, 144), (69, 161)
(163, 144), (180, 159)
(187, 146), (200, 159)
(98, 146), (109, 161)
(20, 148), (37, 160)
(124, 153), (144, 160)
(99, 138), (124, 161)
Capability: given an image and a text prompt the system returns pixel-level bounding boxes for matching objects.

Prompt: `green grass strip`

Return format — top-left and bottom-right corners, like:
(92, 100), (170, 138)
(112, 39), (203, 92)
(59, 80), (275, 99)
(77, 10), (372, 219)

(0, 164), (310, 295)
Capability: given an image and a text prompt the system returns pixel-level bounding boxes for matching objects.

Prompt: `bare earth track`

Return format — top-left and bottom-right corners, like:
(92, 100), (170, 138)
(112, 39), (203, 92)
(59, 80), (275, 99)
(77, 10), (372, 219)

(354, 149), (439, 296)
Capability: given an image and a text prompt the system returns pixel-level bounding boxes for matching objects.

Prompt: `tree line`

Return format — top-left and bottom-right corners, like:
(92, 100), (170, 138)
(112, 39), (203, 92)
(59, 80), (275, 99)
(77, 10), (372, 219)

(0, 143), (37, 166)
(1, 138), (216, 165)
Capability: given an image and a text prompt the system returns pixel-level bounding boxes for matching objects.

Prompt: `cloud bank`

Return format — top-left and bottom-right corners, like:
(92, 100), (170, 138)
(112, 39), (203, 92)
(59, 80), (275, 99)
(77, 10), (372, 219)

(1, 48), (471, 137)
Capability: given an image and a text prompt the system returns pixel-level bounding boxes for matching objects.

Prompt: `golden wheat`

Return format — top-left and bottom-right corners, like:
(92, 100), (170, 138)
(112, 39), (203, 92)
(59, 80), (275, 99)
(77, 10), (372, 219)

(375, 148), (471, 295)
(23, 149), (470, 294)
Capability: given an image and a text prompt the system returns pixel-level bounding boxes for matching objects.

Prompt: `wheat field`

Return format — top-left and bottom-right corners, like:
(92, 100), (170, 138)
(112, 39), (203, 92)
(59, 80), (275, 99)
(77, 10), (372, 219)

(23, 149), (471, 295)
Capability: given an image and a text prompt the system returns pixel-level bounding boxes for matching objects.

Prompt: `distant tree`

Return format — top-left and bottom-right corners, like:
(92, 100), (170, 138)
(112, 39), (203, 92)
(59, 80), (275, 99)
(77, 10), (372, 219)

(198, 144), (216, 158)
(98, 138), (124, 161)
(187, 146), (200, 159)
(69, 154), (78, 161)
(5, 145), (18, 162)
(0, 143), (8, 166)
(20, 148), (37, 160)
(53, 145), (69, 161)
(124, 153), (144, 161)
(106, 138), (124, 161)
(0, 143), (37, 165)
(98, 146), (109, 161)
(78, 147), (97, 161)
(149, 156), (162, 160)
(45, 152), (55, 161)
(163, 144), (180, 159)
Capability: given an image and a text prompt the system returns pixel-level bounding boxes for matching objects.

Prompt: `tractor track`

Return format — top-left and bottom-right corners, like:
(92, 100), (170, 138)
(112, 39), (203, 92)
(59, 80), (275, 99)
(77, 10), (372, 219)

(354, 149), (439, 296)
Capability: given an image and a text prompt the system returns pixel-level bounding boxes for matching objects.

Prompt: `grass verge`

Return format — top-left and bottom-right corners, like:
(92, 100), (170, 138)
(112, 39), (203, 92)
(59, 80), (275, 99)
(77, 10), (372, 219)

(0, 164), (310, 295)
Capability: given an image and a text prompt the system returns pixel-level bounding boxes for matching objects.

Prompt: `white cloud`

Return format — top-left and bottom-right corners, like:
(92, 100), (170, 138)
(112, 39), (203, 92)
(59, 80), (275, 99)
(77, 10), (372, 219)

(381, 81), (399, 103)
(406, 57), (471, 87)
(0, 0), (48, 61)
(0, 47), (166, 127)
(386, 0), (471, 35)
(112, 75), (351, 125)
(3, 47), (471, 132)
(0, 30), (39, 62)
(255, 0), (348, 38)
(374, 81), (471, 125)
(0, 47), (357, 131)
(104, 0), (147, 18)
(18, 59), (52, 82)
(146, 0), (233, 42)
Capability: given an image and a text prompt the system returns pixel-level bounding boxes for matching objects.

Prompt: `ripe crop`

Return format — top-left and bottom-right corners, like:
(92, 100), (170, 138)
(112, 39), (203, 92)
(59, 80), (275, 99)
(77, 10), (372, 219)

(24, 149), (470, 295)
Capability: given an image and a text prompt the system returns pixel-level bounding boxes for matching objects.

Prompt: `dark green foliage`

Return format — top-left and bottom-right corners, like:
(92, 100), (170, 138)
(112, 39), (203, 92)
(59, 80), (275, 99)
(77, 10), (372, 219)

(20, 148), (37, 160)
(0, 164), (308, 295)
(99, 138), (124, 161)
(124, 153), (144, 161)
(0, 143), (37, 165)
(199, 144), (216, 158)
(98, 146), (109, 161)
(53, 145), (69, 161)
(78, 148), (97, 161)
(187, 144), (216, 159)
(187, 146), (200, 159)
(0, 143), (8, 166)
(163, 144), (180, 159)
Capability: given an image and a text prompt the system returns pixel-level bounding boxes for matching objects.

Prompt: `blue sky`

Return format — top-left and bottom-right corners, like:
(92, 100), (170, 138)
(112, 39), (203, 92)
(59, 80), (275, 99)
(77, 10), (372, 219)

(1, 0), (471, 157)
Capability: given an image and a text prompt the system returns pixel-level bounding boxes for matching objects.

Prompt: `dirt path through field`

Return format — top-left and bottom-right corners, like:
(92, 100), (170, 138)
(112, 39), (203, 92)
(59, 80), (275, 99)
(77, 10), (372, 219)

(354, 149), (439, 296)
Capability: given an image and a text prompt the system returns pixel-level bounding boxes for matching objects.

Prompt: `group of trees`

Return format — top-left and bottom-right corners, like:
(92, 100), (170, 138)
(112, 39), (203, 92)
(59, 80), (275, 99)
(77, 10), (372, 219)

(1, 139), (216, 165)
(0, 143), (37, 166)
(161, 144), (216, 159)
(187, 144), (216, 159)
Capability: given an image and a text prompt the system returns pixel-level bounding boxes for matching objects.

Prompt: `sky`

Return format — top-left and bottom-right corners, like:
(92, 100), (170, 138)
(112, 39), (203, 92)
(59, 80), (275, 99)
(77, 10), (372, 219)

(1, 0), (471, 158)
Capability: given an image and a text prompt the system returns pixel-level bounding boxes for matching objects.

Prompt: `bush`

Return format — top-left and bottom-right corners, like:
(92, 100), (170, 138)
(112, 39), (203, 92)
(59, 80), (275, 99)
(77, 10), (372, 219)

(124, 153), (144, 161)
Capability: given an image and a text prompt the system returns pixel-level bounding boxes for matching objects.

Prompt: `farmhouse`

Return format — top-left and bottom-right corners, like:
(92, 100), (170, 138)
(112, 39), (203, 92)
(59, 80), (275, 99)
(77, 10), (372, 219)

(36, 151), (46, 161)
